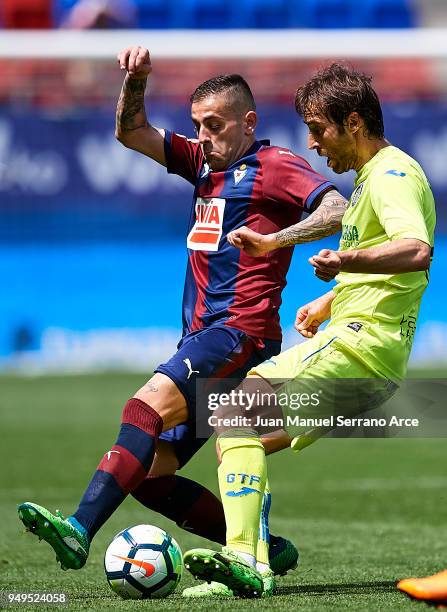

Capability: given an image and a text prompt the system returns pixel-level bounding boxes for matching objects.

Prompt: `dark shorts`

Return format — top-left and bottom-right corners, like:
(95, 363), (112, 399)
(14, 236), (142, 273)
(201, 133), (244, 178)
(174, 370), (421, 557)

(155, 325), (281, 467)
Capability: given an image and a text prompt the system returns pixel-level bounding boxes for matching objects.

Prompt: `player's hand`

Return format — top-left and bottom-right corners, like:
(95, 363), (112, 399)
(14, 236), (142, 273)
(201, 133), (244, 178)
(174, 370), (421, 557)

(294, 293), (332, 337)
(117, 46), (152, 80)
(227, 226), (277, 257)
(309, 248), (342, 282)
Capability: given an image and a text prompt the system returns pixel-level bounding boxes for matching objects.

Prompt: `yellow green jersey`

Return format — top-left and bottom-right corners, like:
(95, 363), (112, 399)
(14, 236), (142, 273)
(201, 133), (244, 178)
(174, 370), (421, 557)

(328, 145), (436, 380)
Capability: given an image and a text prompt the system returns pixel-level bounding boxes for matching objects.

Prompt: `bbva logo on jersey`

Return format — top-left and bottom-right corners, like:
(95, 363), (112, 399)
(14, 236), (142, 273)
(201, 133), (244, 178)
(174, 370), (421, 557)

(187, 197), (226, 251)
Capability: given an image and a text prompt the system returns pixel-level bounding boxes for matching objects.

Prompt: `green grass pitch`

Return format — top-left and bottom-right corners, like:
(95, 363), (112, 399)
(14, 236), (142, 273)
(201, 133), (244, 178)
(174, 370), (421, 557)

(1, 372), (446, 611)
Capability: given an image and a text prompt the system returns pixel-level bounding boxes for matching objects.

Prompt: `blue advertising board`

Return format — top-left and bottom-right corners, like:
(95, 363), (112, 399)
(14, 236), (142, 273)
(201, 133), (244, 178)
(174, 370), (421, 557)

(1, 101), (446, 242)
(0, 101), (446, 370)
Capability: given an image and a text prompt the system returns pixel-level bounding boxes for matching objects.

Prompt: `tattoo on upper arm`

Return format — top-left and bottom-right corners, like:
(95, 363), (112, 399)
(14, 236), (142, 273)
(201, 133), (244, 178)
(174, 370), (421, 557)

(276, 190), (347, 247)
(116, 76), (148, 132)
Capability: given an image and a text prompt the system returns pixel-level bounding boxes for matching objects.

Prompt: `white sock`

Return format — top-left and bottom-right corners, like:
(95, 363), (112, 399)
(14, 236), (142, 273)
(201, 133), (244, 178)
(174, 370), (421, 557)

(232, 550), (256, 567)
(256, 561), (270, 574)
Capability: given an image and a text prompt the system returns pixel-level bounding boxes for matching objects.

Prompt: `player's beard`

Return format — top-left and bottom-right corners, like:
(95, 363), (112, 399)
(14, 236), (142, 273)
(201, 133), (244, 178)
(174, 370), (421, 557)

(327, 150), (355, 174)
(328, 158), (345, 174)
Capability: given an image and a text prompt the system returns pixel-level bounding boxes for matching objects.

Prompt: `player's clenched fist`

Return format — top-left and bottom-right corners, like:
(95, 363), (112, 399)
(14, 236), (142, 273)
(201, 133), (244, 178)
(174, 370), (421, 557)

(227, 226), (277, 257)
(117, 46), (152, 79)
(309, 248), (343, 282)
(294, 291), (334, 338)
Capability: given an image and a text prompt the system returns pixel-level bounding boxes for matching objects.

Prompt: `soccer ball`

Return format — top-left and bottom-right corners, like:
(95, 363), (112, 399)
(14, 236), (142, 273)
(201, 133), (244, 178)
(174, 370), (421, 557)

(104, 524), (183, 599)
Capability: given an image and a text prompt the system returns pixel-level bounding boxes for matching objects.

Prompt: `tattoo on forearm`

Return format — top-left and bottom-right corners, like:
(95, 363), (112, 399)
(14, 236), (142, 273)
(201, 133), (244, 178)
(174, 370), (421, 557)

(116, 75), (148, 132)
(276, 190), (347, 247)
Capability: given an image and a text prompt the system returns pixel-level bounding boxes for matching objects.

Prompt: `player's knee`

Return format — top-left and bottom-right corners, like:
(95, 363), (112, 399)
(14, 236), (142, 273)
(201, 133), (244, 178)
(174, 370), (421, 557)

(260, 430), (292, 455)
(133, 373), (188, 430)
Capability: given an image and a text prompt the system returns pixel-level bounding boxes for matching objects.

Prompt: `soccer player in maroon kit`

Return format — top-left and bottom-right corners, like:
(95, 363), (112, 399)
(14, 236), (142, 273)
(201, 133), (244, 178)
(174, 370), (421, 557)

(18, 46), (347, 589)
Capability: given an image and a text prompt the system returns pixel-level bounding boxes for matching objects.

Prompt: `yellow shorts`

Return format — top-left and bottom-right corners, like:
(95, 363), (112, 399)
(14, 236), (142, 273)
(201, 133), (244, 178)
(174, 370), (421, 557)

(248, 326), (397, 450)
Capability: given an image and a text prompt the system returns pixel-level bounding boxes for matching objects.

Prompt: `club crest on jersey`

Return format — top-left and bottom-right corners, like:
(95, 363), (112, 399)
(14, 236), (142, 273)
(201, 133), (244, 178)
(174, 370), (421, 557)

(187, 197), (226, 251)
(233, 164), (247, 185)
(349, 182), (364, 207)
(200, 162), (210, 178)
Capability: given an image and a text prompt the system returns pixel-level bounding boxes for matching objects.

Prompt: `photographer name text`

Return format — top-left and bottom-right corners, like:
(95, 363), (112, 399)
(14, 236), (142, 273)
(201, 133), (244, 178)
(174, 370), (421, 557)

(208, 415), (420, 428)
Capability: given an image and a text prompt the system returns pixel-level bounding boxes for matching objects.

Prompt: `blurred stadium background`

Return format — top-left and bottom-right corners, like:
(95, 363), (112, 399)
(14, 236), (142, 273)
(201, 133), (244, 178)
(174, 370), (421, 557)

(1, 0), (447, 374)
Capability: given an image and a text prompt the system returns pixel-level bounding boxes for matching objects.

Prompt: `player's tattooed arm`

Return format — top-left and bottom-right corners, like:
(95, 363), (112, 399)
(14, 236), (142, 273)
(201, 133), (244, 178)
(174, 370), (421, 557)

(275, 189), (347, 247)
(116, 75), (148, 133)
(115, 46), (166, 164)
(227, 189), (347, 256)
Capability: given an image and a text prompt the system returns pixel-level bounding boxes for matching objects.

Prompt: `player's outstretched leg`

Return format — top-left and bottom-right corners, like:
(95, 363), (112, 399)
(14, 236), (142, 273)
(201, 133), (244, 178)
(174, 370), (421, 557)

(183, 434), (267, 597)
(397, 569), (447, 603)
(18, 397), (163, 570)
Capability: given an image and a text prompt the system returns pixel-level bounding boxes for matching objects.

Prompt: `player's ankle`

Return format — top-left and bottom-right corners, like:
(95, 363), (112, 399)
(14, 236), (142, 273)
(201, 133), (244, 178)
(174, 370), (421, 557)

(67, 516), (90, 542)
(229, 548), (256, 567)
(256, 561), (270, 573)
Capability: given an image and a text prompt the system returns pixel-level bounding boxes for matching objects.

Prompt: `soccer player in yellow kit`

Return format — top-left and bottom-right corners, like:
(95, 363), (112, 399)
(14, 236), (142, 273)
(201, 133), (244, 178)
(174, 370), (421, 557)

(183, 63), (436, 597)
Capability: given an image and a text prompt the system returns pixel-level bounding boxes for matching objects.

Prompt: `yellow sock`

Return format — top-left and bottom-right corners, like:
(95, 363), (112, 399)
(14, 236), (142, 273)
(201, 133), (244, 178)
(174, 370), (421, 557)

(217, 433), (266, 559)
(256, 478), (271, 568)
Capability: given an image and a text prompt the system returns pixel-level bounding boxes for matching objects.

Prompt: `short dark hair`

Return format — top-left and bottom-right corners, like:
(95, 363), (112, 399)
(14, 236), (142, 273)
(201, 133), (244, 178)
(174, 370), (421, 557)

(295, 63), (384, 139)
(190, 74), (256, 113)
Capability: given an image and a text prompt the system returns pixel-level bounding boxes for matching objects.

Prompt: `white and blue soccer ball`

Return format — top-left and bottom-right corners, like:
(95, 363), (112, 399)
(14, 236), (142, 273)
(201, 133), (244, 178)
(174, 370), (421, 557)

(104, 524), (183, 599)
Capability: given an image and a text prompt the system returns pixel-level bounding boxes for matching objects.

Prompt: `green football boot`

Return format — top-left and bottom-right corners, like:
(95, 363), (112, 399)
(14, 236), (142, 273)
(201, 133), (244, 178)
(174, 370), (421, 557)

(182, 567), (276, 598)
(260, 568), (276, 597)
(18, 502), (89, 570)
(269, 537), (299, 576)
(182, 581), (234, 598)
(183, 547), (263, 598)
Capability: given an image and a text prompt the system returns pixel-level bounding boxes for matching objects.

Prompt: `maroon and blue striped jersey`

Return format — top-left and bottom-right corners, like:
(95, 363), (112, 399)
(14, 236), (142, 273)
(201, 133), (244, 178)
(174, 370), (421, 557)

(164, 131), (334, 341)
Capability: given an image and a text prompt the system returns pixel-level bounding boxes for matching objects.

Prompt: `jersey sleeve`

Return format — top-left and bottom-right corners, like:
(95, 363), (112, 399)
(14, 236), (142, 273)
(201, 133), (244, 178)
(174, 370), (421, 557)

(370, 169), (432, 245)
(262, 151), (335, 212)
(164, 129), (204, 185)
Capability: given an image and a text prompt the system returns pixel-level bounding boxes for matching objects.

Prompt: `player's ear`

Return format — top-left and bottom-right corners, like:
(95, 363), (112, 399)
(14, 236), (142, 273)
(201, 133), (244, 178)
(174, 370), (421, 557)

(346, 111), (363, 135)
(244, 110), (257, 135)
